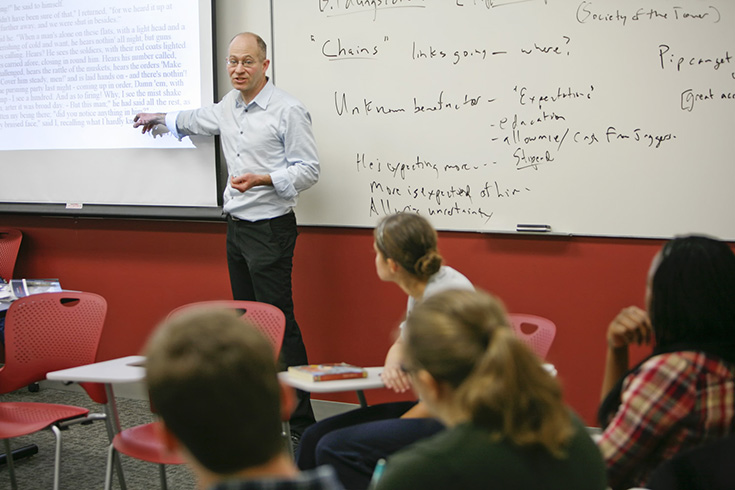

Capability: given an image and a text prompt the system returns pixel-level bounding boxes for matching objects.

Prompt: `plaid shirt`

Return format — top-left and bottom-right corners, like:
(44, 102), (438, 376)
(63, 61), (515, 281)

(598, 351), (735, 490)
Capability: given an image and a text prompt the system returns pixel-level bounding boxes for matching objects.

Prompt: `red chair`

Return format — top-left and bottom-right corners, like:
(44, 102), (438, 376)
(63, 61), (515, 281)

(104, 300), (286, 490)
(508, 313), (557, 359)
(168, 300), (285, 353)
(0, 292), (108, 490)
(0, 228), (22, 281)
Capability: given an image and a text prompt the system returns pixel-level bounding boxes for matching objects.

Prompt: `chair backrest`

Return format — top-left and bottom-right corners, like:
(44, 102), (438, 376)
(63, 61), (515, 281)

(508, 313), (556, 359)
(0, 291), (107, 394)
(0, 228), (23, 281)
(168, 300), (285, 358)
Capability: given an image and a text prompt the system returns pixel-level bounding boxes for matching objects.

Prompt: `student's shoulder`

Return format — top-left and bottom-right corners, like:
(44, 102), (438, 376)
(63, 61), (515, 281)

(431, 266), (474, 292)
(634, 350), (725, 383)
(382, 424), (546, 490)
(619, 351), (725, 405)
(376, 441), (451, 490)
(376, 426), (483, 490)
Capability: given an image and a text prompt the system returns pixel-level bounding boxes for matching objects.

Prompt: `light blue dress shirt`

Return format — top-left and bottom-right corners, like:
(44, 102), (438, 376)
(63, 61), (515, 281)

(165, 79), (320, 221)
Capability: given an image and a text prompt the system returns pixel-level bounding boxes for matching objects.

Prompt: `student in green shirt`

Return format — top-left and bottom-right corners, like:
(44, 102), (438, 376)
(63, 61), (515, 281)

(375, 289), (608, 490)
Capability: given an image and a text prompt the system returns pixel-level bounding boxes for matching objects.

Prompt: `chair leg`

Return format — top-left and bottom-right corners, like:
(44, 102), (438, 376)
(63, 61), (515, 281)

(51, 425), (62, 490)
(113, 445), (128, 490)
(101, 385), (129, 490)
(3, 439), (18, 490)
(282, 420), (294, 459)
(158, 463), (168, 490)
(104, 442), (116, 490)
(101, 414), (127, 490)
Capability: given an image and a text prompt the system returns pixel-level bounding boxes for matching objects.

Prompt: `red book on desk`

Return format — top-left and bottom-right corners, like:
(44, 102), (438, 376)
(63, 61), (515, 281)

(288, 363), (367, 382)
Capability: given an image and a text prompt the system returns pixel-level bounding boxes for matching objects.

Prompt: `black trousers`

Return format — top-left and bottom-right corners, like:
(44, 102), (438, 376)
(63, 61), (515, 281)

(226, 212), (315, 432)
(296, 401), (444, 489)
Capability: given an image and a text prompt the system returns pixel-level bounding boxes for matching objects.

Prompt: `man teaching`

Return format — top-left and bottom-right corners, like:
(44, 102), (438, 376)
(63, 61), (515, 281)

(133, 32), (319, 437)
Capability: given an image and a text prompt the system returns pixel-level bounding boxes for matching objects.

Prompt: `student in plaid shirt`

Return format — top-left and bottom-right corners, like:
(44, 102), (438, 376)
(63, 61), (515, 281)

(597, 235), (735, 490)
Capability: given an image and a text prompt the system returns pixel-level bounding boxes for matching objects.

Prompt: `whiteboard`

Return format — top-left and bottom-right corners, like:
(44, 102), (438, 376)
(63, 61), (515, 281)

(272, 0), (735, 239)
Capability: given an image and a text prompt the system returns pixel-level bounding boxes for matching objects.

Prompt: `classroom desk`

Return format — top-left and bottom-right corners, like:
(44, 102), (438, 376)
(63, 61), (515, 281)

(46, 355), (145, 435)
(278, 367), (386, 408)
(46, 355), (144, 490)
(279, 364), (556, 408)
(46, 356), (306, 458)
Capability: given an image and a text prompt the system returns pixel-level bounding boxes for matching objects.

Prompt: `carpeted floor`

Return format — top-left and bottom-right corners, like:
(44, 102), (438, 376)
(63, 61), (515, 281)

(1, 386), (197, 490)
(1, 385), (357, 490)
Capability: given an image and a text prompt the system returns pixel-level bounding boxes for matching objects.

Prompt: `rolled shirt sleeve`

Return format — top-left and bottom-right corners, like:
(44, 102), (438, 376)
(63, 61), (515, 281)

(164, 81), (320, 221)
(270, 104), (320, 200)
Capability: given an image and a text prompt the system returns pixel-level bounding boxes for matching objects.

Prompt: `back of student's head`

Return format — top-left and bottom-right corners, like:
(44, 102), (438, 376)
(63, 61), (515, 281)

(145, 307), (282, 474)
(650, 235), (735, 347)
(374, 212), (442, 280)
(404, 289), (573, 457)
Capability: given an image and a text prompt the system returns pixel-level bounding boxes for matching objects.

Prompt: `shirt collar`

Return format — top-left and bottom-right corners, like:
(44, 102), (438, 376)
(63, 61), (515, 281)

(236, 77), (274, 110)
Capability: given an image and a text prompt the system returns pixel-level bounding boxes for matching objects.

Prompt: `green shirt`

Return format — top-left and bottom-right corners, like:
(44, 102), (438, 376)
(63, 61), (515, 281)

(375, 416), (607, 490)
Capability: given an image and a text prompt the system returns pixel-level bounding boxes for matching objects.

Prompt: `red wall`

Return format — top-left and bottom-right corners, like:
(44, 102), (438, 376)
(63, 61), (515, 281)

(2, 213), (664, 425)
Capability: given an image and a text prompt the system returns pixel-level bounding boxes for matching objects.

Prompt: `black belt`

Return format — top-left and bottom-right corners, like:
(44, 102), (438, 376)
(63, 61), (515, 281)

(228, 211), (294, 223)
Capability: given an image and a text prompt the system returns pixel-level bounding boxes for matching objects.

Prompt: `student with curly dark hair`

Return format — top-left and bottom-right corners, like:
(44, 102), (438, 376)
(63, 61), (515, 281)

(597, 235), (735, 490)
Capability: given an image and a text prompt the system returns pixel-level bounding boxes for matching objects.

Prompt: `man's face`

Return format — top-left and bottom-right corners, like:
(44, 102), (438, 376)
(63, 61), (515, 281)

(227, 34), (270, 101)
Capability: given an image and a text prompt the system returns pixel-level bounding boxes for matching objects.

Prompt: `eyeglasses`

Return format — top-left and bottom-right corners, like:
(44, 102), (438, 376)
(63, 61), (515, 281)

(225, 58), (258, 68)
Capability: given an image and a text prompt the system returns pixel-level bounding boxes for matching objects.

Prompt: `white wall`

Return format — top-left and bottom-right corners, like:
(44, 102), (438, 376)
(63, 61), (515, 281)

(214, 1), (272, 98)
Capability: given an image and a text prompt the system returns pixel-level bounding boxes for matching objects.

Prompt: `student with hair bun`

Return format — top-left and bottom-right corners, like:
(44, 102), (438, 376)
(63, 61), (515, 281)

(375, 289), (607, 490)
(373, 211), (475, 396)
(297, 212), (474, 489)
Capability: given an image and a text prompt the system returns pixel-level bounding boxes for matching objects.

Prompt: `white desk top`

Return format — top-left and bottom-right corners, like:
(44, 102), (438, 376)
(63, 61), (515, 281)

(48, 358), (554, 390)
(46, 355), (146, 384)
(278, 366), (385, 393)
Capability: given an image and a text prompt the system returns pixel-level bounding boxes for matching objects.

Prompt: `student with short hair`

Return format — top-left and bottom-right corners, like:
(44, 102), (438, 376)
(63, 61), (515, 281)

(597, 235), (735, 490)
(145, 308), (343, 490)
(375, 289), (607, 490)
